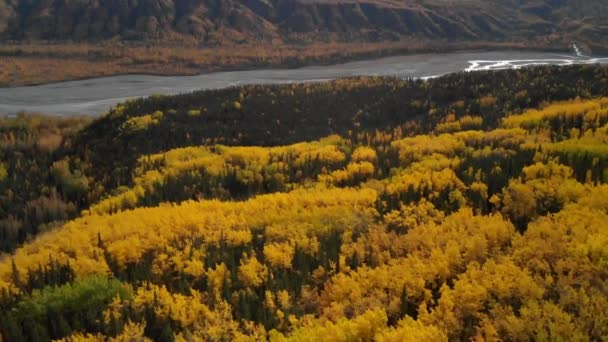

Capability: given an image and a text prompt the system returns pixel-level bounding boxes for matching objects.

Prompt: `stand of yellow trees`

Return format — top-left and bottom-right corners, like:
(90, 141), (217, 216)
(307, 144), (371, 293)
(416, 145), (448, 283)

(1, 97), (607, 341)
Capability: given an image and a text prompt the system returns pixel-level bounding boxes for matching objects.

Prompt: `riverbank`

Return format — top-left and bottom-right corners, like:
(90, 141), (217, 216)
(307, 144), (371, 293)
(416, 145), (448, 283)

(0, 40), (568, 88)
(3, 50), (605, 117)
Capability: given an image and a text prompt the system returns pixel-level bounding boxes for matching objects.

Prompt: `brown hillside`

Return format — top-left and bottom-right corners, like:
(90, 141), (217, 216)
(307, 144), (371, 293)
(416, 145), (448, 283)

(0, 0), (605, 47)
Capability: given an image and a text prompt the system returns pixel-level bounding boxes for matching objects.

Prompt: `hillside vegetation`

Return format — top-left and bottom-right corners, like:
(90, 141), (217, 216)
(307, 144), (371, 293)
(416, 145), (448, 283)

(1, 0), (607, 47)
(1, 0), (607, 87)
(0, 65), (608, 341)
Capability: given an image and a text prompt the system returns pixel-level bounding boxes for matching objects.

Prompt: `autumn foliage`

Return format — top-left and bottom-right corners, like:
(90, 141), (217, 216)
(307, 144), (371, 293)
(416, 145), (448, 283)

(1, 67), (608, 341)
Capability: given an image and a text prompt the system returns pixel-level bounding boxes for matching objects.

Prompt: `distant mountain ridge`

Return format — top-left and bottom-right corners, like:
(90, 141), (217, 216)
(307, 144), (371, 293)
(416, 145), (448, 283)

(0, 0), (606, 48)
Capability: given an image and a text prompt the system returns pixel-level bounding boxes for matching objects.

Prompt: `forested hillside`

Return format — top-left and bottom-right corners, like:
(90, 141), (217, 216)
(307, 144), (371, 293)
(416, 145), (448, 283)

(1, 65), (608, 341)
(1, 0), (607, 48)
(2, 0), (607, 87)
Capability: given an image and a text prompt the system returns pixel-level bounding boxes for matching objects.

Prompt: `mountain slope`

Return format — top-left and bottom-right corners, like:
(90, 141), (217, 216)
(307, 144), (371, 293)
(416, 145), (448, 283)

(2, 0), (606, 87)
(1, 64), (607, 254)
(0, 0), (606, 47)
(0, 66), (608, 341)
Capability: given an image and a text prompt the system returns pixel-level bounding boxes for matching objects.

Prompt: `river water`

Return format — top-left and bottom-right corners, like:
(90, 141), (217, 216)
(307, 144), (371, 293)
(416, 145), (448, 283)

(1, 50), (606, 116)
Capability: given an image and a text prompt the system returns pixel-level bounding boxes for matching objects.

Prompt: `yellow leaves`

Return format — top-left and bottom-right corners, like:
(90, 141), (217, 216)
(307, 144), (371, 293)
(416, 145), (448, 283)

(384, 200), (445, 233)
(264, 242), (295, 269)
(470, 181), (488, 201)
(154, 146), (226, 175)
(277, 290), (291, 310)
(328, 309), (388, 342)
(224, 229), (253, 246)
(479, 95), (497, 108)
(103, 296), (124, 326)
(512, 200), (608, 287)
(8, 96), (608, 341)
(89, 185), (144, 215)
(435, 115), (483, 133)
(499, 161), (587, 224)
(58, 321), (151, 341)
(475, 128), (530, 147)
(269, 309), (388, 342)
(501, 182), (537, 221)
(0, 186), (379, 291)
(320, 209), (517, 327)
(391, 134), (466, 164)
(187, 108), (202, 117)
(319, 161), (375, 185)
(90, 135), (351, 214)
(459, 115), (483, 129)
(499, 301), (587, 342)
(559, 288), (608, 339)
(54, 332), (105, 342)
(183, 259), (205, 278)
(132, 284), (214, 327)
(265, 290), (276, 310)
(276, 308), (285, 321)
(221, 145), (270, 167)
(544, 128), (608, 160)
(385, 168), (465, 200)
(435, 121), (461, 134)
(402, 209), (515, 269)
(207, 263), (229, 298)
(319, 168), (348, 184)
(502, 97), (608, 131)
(293, 144), (346, 166)
(121, 111), (163, 132)
(376, 317), (447, 342)
(575, 184), (608, 213)
(157, 242), (207, 278)
(422, 259), (544, 339)
(116, 284), (244, 340)
(319, 258), (428, 321)
(522, 161), (573, 181)
(460, 260), (544, 304)
(347, 161), (375, 178)
(407, 153), (460, 173)
(111, 321), (151, 342)
(107, 235), (146, 267)
(351, 146), (377, 162)
(0, 162), (7, 181)
(238, 255), (268, 288)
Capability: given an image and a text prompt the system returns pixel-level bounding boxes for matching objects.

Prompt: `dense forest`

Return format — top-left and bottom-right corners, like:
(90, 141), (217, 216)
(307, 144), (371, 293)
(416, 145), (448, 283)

(0, 65), (608, 341)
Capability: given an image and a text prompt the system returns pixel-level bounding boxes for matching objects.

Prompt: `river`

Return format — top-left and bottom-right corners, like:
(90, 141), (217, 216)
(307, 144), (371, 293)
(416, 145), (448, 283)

(1, 50), (607, 116)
